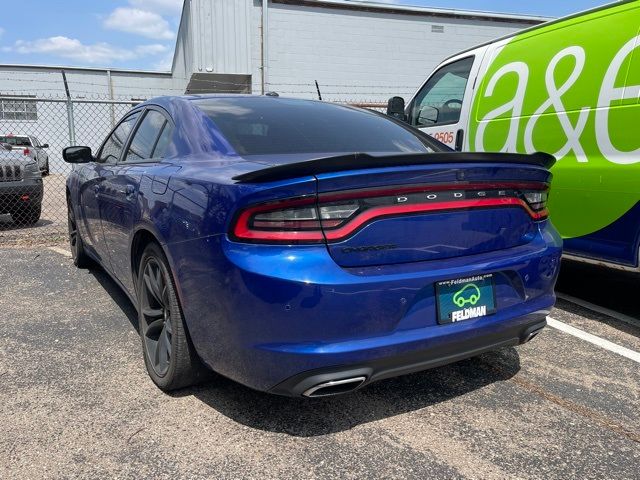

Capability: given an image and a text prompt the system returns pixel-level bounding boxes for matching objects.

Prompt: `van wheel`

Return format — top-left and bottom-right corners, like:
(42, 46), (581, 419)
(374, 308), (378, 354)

(137, 242), (209, 391)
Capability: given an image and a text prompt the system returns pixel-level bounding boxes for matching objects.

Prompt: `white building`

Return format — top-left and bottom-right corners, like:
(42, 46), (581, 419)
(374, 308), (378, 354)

(0, 0), (549, 171)
(0, 0), (549, 101)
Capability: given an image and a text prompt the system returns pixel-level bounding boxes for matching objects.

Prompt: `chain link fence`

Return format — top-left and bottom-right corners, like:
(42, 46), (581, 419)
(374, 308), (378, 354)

(0, 95), (387, 245)
(0, 97), (138, 244)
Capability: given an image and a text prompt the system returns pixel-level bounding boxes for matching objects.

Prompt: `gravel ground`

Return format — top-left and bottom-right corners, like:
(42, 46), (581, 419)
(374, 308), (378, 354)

(1, 247), (639, 479)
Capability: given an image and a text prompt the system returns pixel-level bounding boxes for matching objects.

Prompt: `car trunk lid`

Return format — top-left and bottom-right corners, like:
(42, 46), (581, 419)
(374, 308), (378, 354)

(230, 152), (553, 267)
(313, 159), (551, 267)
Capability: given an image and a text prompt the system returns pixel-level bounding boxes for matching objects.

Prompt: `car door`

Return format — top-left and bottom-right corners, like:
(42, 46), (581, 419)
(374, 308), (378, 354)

(80, 111), (141, 266)
(32, 136), (49, 170)
(407, 54), (481, 151)
(29, 136), (42, 170)
(100, 107), (174, 294)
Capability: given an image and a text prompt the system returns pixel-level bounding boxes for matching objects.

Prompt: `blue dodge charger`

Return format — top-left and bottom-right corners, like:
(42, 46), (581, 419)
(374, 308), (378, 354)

(64, 95), (562, 397)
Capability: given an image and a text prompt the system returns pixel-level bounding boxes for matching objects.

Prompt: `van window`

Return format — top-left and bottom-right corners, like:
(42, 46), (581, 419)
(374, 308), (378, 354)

(411, 56), (474, 127)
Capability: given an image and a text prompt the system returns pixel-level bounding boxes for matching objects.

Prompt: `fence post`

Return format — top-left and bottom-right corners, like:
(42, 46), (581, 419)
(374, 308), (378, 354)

(61, 70), (76, 146)
(107, 69), (115, 128)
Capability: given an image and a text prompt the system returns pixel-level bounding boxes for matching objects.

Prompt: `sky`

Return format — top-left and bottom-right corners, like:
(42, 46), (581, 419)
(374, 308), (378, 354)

(0, 0), (615, 71)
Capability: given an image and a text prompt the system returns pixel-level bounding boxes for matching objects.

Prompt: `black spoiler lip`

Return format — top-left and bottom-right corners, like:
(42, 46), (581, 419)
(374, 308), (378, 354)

(232, 152), (555, 183)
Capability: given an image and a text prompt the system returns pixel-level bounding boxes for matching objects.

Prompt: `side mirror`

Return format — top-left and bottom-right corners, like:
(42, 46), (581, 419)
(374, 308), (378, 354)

(63, 146), (93, 163)
(41, 143), (49, 148)
(386, 96), (406, 121)
(417, 105), (439, 125)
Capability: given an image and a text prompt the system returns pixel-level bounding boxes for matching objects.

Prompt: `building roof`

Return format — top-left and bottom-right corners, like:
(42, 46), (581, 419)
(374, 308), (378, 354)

(0, 63), (172, 76)
(274, 0), (554, 24)
(0, 0), (553, 75)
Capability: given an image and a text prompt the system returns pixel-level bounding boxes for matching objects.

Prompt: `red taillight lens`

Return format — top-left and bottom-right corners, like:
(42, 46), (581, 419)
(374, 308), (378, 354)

(231, 182), (549, 244)
(252, 206), (320, 230)
(23, 148), (30, 155)
(232, 197), (325, 243)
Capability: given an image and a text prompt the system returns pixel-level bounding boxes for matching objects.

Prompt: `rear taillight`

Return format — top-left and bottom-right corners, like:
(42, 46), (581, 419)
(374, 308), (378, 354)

(23, 148), (30, 155)
(231, 182), (549, 244)
(522, 190), (548, 212)
(232, 197), (325, 243)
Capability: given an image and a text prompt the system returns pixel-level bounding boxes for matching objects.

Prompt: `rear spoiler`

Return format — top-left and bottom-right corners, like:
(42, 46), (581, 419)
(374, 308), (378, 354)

(232, 151), (555, 183)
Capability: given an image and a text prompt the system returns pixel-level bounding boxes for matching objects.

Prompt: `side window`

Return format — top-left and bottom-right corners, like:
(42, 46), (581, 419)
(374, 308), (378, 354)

(152, 122), (174, 159)
(411, 57), (474, 128)
(98, 112), (140, 163)
(125, 110), (170, 162)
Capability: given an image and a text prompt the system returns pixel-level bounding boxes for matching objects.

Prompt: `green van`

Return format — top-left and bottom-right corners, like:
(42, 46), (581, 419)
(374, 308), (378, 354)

(389, 0), (640, 271)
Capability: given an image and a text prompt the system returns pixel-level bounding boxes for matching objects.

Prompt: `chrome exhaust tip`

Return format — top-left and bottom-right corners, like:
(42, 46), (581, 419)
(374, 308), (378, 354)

(523, 329), (542, 343)
(302, 376), (367, 397)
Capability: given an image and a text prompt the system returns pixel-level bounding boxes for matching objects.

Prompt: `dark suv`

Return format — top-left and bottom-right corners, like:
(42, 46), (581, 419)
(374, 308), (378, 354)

(0, 143), (43, 225)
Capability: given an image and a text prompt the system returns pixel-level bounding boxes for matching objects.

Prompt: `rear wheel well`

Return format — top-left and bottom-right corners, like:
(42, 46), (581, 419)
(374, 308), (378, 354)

(131, 229), (160, 288)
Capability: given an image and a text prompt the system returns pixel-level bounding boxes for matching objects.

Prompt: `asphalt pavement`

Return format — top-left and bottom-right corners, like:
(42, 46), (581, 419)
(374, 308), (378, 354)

(1, 246), (639, 479)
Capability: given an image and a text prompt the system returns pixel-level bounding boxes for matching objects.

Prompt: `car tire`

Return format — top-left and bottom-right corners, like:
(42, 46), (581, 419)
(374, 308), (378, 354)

(43, 159), (50, 176)
(137, 242), (209, 391)
(67, 197), (92, 268)
(12, 203), (41, 226)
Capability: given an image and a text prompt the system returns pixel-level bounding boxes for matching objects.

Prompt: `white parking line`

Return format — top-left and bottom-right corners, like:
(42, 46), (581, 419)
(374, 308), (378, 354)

(556, 292), (640, 329)
(48, 246), (71, 258)
(547, 316), (640, 364)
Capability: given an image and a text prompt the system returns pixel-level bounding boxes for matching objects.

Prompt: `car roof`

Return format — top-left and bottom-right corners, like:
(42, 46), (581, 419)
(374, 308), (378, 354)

(144, 94), (330, 109)
(134, 94), (449, 155)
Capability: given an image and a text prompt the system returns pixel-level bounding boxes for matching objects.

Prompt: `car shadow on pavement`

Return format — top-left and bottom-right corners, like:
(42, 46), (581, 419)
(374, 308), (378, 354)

(557, 260), (640, 333)
(178, 348), (520, 437)
(89, 266), (139, 331)
(88, 260), (521, 437)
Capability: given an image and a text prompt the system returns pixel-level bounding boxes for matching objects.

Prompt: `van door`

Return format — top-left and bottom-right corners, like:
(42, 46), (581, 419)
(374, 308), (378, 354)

(407, 53), (483, 151)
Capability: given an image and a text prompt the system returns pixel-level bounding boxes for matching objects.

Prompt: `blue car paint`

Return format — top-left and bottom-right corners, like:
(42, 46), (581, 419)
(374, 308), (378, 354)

(66, 95), (562, 395)
(167, 227), (560, 391)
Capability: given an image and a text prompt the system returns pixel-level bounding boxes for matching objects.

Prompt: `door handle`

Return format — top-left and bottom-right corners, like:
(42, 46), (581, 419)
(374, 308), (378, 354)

(455, 129), (464, 152)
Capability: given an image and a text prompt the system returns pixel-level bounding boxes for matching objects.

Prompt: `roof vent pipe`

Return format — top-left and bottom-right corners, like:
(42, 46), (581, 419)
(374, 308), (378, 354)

(261, 0), (269, 95)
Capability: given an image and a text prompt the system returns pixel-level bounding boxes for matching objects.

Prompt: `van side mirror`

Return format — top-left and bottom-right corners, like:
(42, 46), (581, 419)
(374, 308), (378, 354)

(63, 146), (93, 163)
(387, 96), (406, 121)
(41, 143), (49, 148)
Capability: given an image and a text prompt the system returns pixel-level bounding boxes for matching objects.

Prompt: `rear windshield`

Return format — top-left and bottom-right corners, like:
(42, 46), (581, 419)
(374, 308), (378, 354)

(0, 136), (31, 146)
(194, 97), (439, 156)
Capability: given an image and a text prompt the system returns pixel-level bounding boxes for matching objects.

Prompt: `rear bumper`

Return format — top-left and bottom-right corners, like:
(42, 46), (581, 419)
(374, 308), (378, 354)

(0, 178), (43, 212)
(270, 317), (546, 397)
(167, 221), (562, 394)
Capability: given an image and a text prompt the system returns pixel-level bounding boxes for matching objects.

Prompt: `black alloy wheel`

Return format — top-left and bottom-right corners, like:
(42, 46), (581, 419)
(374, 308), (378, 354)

(67, 197), (91, 268)
(137, 243), (209, 390)
(140, 257), (173, 377)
